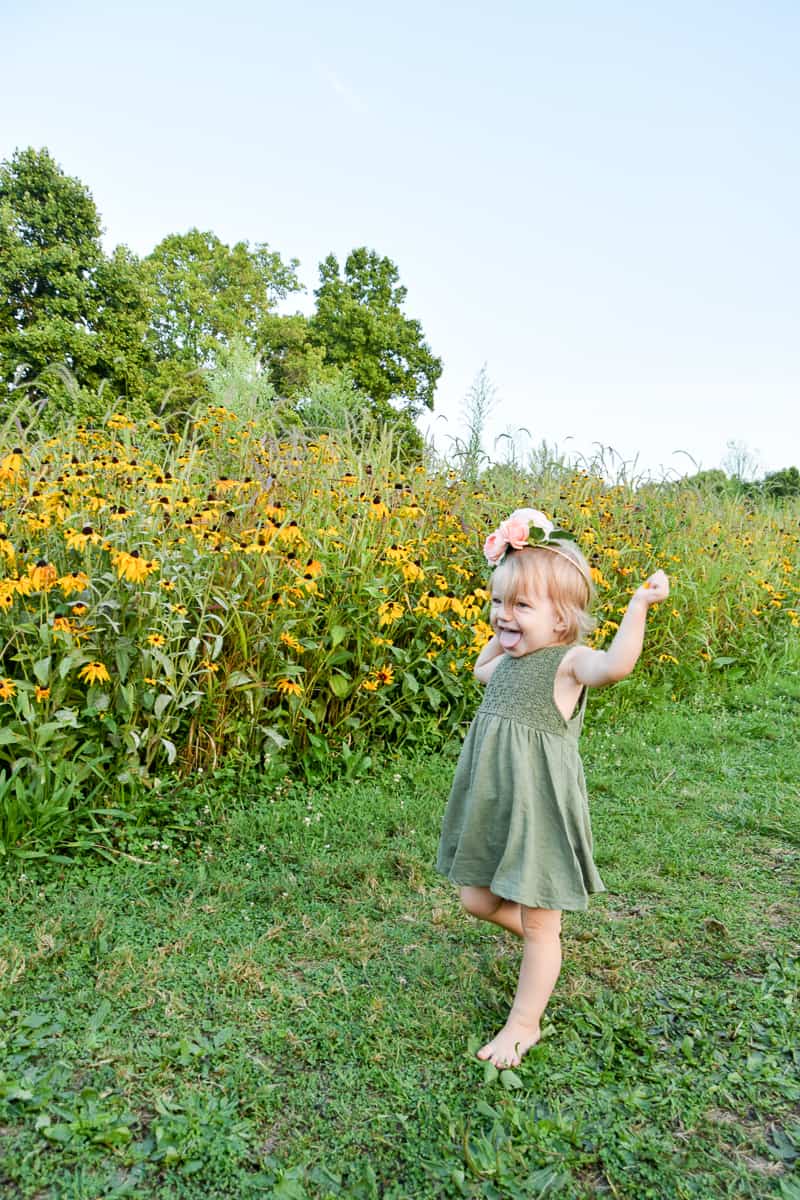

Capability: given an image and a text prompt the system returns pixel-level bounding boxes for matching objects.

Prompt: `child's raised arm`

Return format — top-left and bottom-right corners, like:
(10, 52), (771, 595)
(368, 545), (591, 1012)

(568, 570), (669, 688)
(474, 634), (505, 684)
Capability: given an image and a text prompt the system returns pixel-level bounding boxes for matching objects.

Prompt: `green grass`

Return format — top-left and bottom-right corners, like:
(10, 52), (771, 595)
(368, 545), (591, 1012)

(1, 676), (799, 1199)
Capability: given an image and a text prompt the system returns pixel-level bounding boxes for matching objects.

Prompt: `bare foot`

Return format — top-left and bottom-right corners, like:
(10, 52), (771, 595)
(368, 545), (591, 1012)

(477, 1020), (540, 1068)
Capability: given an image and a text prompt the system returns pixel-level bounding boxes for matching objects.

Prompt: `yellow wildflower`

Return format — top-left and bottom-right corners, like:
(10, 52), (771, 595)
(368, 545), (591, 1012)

(378, 601), (404, 627)
(0, 449), (24, 482)
(35, 686), (50, 702)
(276, 678), (303, 696)
(112, 550), (158, 584)
(0, 677), (16, 700)
(400, 561), (424, 582)
(59, 572), (90, 596)
(30, 561), (58, 591)
(78, 662), (111, 685)
(147, 633), (167, 647)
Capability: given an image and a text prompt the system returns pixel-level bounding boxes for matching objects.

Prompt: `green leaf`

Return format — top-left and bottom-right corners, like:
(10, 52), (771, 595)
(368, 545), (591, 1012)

(226, 670), (255, 689)
(500, 1069), (523, 1090)
(33, 656), (51, 685)
(475, 1099), (501, 1119)
(161, 738), (177, 765)
(329, 624), (348, 647)
(42, 1123), (72, 1143)
(482, 1060), (498, 1084)
(115, 643), (130, 683)
(154, 694), (173, 719)
(329, 674), (351, 698)
(402, 671), (419, 696)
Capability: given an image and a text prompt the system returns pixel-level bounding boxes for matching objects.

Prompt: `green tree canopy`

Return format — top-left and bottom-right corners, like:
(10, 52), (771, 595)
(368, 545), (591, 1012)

(309, 248), (442, 420)
(143, 229), (302, 367)
(0, 146), (151, 406)
(762, 466), (800, 498)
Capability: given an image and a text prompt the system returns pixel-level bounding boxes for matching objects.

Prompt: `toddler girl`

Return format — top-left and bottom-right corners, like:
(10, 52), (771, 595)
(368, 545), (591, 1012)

(436, 508), (669, 1068)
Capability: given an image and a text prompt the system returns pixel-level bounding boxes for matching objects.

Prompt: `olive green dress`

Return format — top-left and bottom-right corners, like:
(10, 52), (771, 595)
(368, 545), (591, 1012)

(436, 645), (605, 911)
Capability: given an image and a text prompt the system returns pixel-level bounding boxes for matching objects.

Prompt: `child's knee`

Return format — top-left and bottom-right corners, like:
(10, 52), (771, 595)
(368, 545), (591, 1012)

(460, 886), (501, 919)
(520, 906), (561, 941)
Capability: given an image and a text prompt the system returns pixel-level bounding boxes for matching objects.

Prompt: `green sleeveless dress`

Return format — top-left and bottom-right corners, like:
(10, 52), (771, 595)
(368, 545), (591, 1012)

(436, 645), (605, 911)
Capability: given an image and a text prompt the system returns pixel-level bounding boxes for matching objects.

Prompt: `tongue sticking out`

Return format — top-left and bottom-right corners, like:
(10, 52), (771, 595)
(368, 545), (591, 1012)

(499, 630), (522, 650)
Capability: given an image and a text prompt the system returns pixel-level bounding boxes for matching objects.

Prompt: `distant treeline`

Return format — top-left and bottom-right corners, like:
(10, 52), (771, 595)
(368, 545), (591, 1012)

(0, 147), (441, 445)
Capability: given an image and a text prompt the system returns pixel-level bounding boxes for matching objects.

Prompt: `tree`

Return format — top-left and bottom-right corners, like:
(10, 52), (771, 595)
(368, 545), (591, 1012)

(762, 466), (800, 498)
(143, 229), (301, 368)
(257, 311), (327, 397)
(0, 147), (153, 418)
(309, 248), (442, 421)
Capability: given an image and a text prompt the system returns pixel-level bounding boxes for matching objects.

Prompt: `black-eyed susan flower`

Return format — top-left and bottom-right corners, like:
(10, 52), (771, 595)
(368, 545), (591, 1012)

(375, 665), (394, 686)
(378, 600), (403, 627)
(400, 561), (424, 582)
(65, 525), (102, 551)
(78, 662), (111, 685)
(147, 633), (167, 647)
(112, 549), (159, 584)
(30, 560), (58, 591)
(280, 631), (303, 652)
(0, 448), (24, 482)
(35, 686), (50, 702)
(59, 571), (90, 596)
(276, 678), (303, 696)
(0, 677), (16, 700)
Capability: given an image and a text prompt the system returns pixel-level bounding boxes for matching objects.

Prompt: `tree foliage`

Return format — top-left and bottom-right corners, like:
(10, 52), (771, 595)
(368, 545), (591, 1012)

(0, 149), (442, 448)
(0, 147), (150, 406)
(143, 229), (301, 366)
(309, 248), (442, 420)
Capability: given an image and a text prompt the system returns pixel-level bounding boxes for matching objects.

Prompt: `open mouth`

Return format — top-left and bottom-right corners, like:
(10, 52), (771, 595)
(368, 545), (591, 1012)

(498, 629), (522, 650)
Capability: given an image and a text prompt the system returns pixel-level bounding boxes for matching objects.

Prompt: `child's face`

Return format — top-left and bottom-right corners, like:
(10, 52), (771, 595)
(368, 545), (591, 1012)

(490, 575), (565, 656)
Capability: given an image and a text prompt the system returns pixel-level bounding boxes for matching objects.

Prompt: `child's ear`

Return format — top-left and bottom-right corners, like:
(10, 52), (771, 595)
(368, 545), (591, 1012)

(553, 611), (568, 632)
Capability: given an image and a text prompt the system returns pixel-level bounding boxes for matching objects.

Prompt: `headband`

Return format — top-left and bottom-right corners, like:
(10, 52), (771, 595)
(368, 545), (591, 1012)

(483, 508), (593, 593)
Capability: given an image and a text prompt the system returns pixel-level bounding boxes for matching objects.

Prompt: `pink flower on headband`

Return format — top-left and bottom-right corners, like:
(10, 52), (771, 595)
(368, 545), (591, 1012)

(498, 514), (531, 549)
(483, 529), (506, 564)
(483, 508), (555, 565)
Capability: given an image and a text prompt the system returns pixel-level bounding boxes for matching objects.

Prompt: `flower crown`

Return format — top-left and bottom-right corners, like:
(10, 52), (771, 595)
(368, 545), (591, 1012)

(483, 508), (592, 591)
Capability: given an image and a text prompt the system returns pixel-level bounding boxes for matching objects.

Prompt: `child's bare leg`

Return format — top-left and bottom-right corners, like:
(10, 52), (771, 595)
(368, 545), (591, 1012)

(478, 906), (562, 1068)
(459, 886), (524, 937)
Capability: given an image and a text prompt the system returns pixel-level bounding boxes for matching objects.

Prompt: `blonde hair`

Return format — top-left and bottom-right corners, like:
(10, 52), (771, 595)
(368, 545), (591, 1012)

(491, 541), (596, 645)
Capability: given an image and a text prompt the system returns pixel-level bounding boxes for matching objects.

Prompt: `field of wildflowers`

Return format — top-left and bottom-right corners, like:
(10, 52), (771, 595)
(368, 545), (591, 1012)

(0, 405), (798, 854)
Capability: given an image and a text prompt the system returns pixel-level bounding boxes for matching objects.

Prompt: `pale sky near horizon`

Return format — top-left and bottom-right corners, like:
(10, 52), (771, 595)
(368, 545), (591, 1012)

(3, 0), (798, 479)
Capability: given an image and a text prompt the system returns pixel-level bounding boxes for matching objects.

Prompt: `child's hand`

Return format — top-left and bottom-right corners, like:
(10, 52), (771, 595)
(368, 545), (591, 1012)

(637, 570), (669, 605)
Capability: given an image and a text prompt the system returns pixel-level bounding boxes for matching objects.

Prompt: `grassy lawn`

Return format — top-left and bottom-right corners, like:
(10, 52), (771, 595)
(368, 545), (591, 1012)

(1, 677), (799, 1199)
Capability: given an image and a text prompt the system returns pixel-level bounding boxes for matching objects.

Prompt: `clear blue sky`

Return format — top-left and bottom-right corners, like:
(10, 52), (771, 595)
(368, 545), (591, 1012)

(4, 0), (799, 478)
